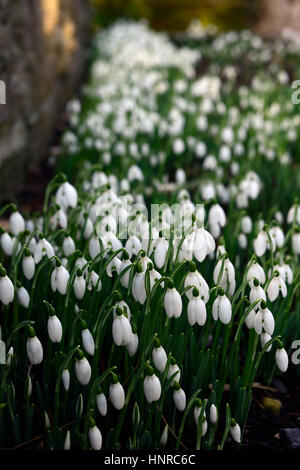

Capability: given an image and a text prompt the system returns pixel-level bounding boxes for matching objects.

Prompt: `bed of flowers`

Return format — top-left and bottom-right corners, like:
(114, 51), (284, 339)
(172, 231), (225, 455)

(0, 21), (300, 450)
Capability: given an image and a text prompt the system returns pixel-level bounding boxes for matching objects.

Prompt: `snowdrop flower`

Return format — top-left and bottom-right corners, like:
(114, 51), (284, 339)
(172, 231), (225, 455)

(154, 235), (169, 269)
(230, 419), (241, 443)
(6, 346), (14, 367)
(249, 278), (266, 305)
(187, 288), (207, 326)
(253, 227), (275, 257)
(267, 271), (287, 302)
(246, 260), (266, 287)
(167, 359), (181, 383)
(87, 270), (102, 292)
(238, 233), (247, 249)
(112, 307), (132, 346)
(63, 236), (76, 257)
(34, 235), (54, 263)
(22, 248), (35, 280)
(208, 203), (226, 229)
(143, 365), (162, 403)
(213, 255), (236, 296)
(75, 350), (91, 385)
(270, 225), (285, 248)
(164, 282), (182, 319)
(17, 284), (30, 308)
(109, 374), (125, 410)
(74, 270), (86, 299)
(292, 231), (300, 255)
(193, 226), (215, 262)
(81, 320), (95, 356)
(241, 215), (252, 234)
(64, 431), (71, 450)
(125, 236), (142, 258)
(287, 202), (300, 224)
(254, 301), (275, 335)
(152, 338), (167, 372)
(26, 327), (43, 365)
(245, 309), (256, 329)
(0, 266), (14, 305)
(128, 164), (144, 182)
(260, 332), (272, 352)
(96, 390), (107, 416)
(0, 230), (14, 256)
(88, 418), (102, 450)
(55, 181), (78, 210)
(62, 369), (70, 391)
(132, 264), (146, 304)
(175, 168), (186, 185)
(160, 424), (168, 447)
(89, 235), (100, 260)
(275, 262), (293, 285)
(173, 382), (186, 411)
(126, 322), (139, 357)
(212, 290), (232, 324)
(275, 344), (289, 372)
(210, 404), (218, 424)
(9, 208), (25, 236)
(185, 262), (209, 302)
(119, 252), (132, 288)
(51, 263), (70, 295)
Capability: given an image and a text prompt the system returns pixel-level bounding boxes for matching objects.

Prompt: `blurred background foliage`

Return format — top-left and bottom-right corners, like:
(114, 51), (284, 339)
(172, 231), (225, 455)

(91, 0), (261, 32)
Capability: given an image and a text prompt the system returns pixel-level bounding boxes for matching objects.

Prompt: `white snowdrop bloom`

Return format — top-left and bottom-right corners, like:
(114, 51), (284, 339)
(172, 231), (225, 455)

(0, 231), (14, 256)
(287, 204), (300, 224)
(164, 285), (182, 319)
(253, 229), (275, 257)
(62, 369), (70, 391)
(230, 420), (241, 443)
(126, 331), (139, 357)
(249, 279), (266, 305)
(254, 302), (275, 335)
(21, 249), (35, 280)
(0, 267), (14, 305)
(50, 209), (68, 231)
(26, 328), (43, 365)
(173, 138), (185, 154)
(193, 227), (215, 262)
(83, 218), (94, 239)
(6, 347), (14, 367)
(112, 307), (133, 346)
(213, 256), (236, 296)
(210, 223), (221, 239)
(106, 256), (121, 278)
(175, 168), (186, 185)
(195, 141), (207, 158)
(245, 309), (256, 329)
(89, 236), (100, 260)
(267, 273), (287, 302)
(247, 261), (266, 287)
(87, 270), (102, 292)
(212, 292), (232, 324)
(238, 233), (247, 249)
(275, 263), (293, 285)
(34, 236), (54, 264)
(219, 145), (231, 162)
(64, 431), (71, 450)
(63, 236), (76, 257)
(128, 164), (144, 182)
(260, 332), (272, 352)
(292, 232), (300, 254)
(88, 423), (102, 450)
(270, 226), (285, 248)
(154, 237), (169, 269)
(51, 264), (70, 295)
(132, 269), (146, 305)
(187, 289), (207, 326)
(55, 182), (78, 210)
(210, 404), (218, 424)
(74, 272), (86, 300)
(96, 392), (107, 416)
(75, 353), (91, 385)
(275, 346), (289, 372)
(125, 236), (142, 258)
(9, 210), (25, 236)
(241, 215), (252, 234)
(109, 377), (125, 410)
(113, 299), (131, 321)
(208, 204), (226, 228)
(185, 263), (209, 302)
(167, 362), (181, 383)
(144, 367), (162, 403)
(173, 383), (186, 411)
(119, 257), (132, 288)
(152, 340), (168, 372)
(17, 286), (30, 308)
(81, 324), (95, 356)
(160, 424), (168, 446)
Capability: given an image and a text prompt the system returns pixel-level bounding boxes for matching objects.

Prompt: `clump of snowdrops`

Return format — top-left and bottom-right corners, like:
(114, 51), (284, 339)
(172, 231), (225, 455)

(0, 21), (300, 450)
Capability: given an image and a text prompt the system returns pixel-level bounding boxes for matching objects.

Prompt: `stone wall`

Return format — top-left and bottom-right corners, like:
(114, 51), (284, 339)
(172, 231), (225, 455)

(0, 0), (91, 204)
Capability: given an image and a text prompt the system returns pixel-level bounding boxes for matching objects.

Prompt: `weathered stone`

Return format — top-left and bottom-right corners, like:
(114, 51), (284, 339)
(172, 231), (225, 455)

(0, 0), (90, 204)
(280, 428), (300, 449)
